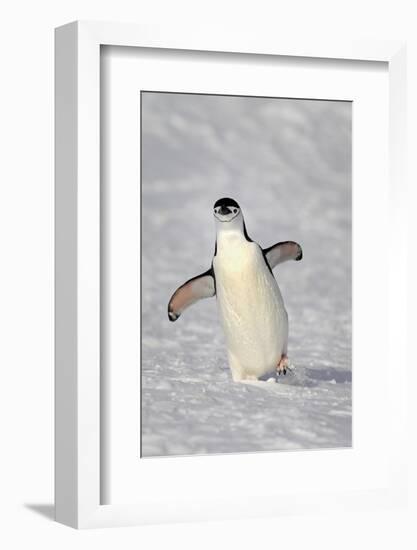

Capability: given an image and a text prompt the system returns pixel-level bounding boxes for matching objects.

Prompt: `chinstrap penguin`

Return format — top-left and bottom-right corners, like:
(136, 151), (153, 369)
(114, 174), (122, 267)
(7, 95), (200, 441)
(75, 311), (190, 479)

(168, 198), (302, 382)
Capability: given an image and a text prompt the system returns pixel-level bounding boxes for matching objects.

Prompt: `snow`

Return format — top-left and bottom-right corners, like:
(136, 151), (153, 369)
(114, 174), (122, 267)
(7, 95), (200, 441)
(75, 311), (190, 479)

(141, 92), (352, 457)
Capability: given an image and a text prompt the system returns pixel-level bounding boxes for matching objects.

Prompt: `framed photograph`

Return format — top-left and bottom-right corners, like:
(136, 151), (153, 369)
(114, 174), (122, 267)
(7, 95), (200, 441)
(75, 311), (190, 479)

(55, 21), (407, 528)
(139, 89), (352, 457)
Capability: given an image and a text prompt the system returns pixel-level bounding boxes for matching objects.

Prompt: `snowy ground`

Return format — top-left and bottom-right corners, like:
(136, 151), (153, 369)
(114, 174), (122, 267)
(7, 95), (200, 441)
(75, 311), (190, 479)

(141, 92), (352, 456)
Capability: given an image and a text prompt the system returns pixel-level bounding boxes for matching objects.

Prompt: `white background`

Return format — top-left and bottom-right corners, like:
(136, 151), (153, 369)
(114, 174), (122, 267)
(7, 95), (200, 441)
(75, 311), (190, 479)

(0, 1), (416, 549)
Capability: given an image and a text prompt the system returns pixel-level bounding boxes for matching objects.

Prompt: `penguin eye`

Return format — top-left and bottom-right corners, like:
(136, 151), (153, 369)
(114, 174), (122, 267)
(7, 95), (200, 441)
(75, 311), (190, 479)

(233, 208), (237, 213)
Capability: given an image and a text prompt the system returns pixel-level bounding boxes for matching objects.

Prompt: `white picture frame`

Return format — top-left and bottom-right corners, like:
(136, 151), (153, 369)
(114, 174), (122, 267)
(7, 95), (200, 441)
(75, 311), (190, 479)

(55, 21), (407, 529)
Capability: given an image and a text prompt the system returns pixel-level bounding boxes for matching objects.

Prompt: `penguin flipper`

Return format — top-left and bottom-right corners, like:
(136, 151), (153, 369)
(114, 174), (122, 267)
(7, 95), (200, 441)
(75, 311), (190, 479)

(263, 241), (303, 270)
(168, 268), (215, 322)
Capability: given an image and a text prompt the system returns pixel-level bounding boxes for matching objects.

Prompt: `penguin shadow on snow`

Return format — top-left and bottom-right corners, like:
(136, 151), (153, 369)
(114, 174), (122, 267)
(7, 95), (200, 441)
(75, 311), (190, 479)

(237, 364), (351, 389)
(304, 366), (351, 384)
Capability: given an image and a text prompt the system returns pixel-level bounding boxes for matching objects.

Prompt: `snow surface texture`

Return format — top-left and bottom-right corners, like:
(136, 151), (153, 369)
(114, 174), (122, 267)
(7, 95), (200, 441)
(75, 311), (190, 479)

(141, 92), (352, 457)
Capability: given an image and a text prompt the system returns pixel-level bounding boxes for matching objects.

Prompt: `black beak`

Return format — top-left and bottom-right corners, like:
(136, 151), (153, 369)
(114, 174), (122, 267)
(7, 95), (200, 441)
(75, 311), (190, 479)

(219, 205), (231, 215)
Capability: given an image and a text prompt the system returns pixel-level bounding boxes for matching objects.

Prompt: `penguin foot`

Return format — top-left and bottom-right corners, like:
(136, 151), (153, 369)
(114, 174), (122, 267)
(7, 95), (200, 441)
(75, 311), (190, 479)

(276, 355), (289, 376)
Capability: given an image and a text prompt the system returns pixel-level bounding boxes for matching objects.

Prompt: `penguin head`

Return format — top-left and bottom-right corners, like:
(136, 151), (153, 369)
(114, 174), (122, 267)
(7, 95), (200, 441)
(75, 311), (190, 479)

(213, 197), (241, 223)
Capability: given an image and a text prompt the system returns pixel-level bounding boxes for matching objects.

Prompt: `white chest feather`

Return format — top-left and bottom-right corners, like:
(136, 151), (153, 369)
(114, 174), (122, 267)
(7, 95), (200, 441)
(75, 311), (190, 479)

(213, 233), (288, 380)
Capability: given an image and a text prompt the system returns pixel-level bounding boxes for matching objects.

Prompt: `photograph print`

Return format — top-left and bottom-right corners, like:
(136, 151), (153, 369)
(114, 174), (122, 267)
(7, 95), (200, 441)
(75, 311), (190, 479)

(140, 91), (352, 457)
